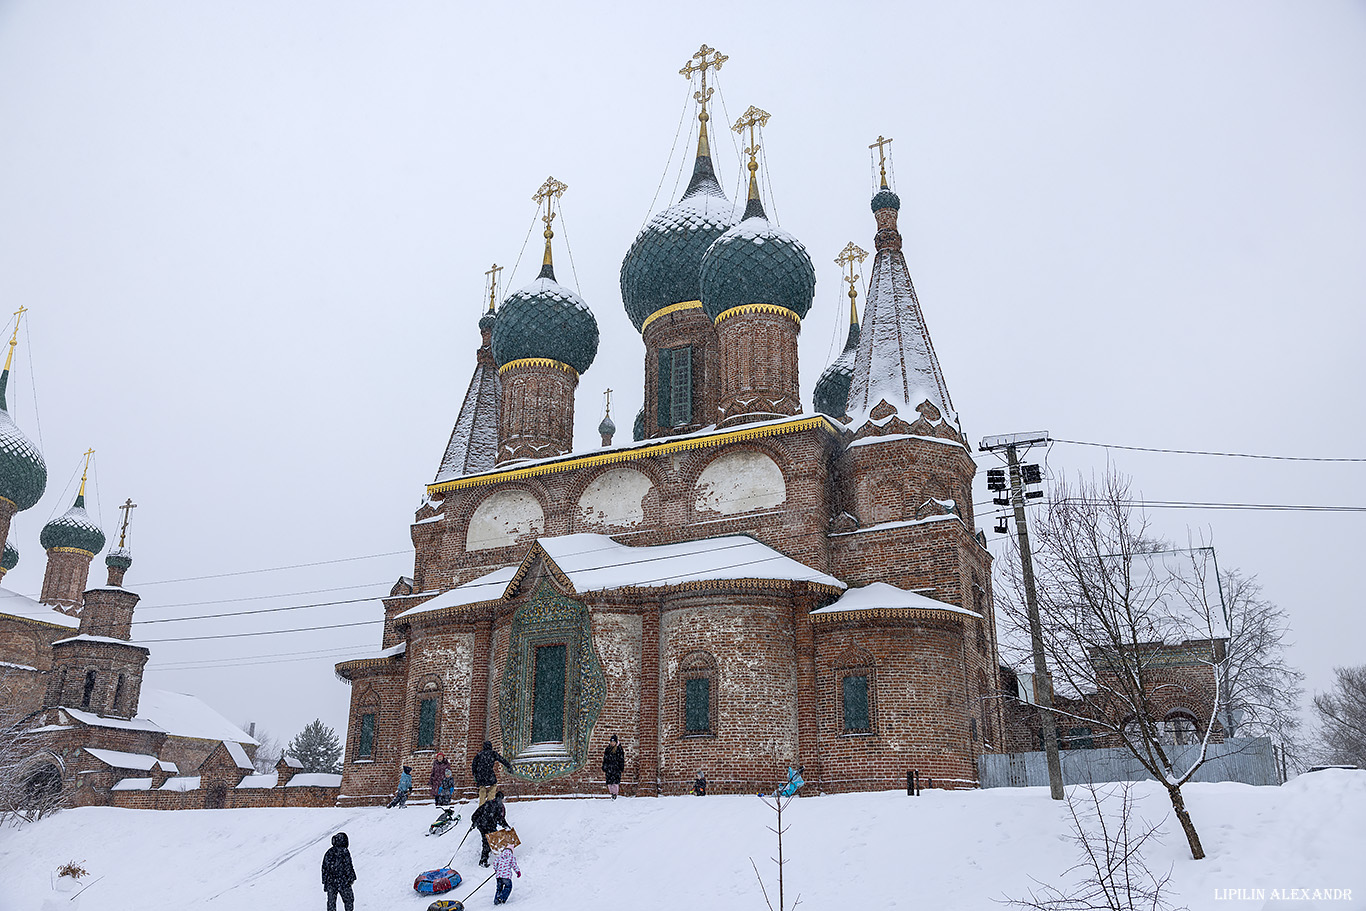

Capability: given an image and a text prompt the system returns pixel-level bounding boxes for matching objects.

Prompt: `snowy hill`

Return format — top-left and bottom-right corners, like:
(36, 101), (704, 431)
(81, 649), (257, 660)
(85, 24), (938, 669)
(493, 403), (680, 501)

(2, 773), (1362, 911)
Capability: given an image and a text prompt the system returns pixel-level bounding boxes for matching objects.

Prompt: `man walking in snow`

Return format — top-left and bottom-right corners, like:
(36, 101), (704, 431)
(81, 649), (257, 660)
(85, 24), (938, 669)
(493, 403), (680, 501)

(321, 831), (357, 911)
(472, 740), (512, 807)
(471, 790), (512, 867)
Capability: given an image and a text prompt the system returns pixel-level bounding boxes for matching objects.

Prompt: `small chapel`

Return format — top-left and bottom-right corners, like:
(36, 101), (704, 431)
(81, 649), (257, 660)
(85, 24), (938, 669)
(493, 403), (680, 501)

(335, 47), (1005, 801)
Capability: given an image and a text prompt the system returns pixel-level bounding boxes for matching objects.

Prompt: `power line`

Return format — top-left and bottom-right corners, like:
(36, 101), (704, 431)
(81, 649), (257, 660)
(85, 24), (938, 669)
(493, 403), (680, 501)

(133, 594), (385, 625)
(136, 618), (380, 644)
(134, 550), (410, 586)
(133, 581), (392, 613)
(1053, 437), (1366, 463)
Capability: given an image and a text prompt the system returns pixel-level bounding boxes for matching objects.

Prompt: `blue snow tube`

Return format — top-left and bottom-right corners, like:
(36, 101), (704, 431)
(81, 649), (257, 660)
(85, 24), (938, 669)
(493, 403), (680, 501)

(414, 867), (462, 895)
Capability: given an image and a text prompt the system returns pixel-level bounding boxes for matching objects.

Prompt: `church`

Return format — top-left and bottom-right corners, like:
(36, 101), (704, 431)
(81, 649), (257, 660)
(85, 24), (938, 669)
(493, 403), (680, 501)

(335, 47), (1005, 801)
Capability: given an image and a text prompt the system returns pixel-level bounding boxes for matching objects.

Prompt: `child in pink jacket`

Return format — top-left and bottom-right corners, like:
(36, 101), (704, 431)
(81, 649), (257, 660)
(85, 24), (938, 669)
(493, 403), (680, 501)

(492, 844), (521, 905)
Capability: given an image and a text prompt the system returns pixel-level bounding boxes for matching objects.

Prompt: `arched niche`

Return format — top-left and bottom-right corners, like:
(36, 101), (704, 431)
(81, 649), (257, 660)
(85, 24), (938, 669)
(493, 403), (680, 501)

(693, 449), (786, 516)
(466, 488), (545, 552)
(576, 468), (655, 531)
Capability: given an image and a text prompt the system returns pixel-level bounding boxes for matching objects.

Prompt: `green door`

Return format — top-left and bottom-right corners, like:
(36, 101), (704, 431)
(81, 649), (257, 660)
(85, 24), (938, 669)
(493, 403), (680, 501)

(531, 644), (567, 743)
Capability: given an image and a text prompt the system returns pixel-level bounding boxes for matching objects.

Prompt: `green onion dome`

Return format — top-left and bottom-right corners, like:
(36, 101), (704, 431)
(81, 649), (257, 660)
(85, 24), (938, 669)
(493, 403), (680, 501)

(2, 539), (17, 572)
(597, 412), (616, 438)
(871, 188), (901, 212)
(699, 202), (817, 323)
(478, 309), (497, 334)
(0, 371), (48, 512)
(106, 545), (132, 571)
(40, 494), (106, 556)
(620, 153), (739, 332)
(632, 408), (645, 442)
(491, 262), (599, 375)
(814, 319), (862, 419)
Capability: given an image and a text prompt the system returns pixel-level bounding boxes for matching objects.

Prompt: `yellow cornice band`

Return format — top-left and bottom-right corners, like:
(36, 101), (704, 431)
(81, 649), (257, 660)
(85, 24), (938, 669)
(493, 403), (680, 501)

(641, 300), (704, 334)
(49, 547), (97, 558)
(0, 495), (15, 510)
(497, 357), (578, 379)
(713, 303), (801, 326)
(426, 414), (842, 496)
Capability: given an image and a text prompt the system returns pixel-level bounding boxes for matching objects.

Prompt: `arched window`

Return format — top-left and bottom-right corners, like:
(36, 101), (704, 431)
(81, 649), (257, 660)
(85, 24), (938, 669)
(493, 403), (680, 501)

(112, 674), (126, 713)
(81, 670), (97, 709)
(414, 677), (443, 750)
(1163, 711), (1199, 746)
(679, 651), (718, 737)
(834, 648), (877, 735)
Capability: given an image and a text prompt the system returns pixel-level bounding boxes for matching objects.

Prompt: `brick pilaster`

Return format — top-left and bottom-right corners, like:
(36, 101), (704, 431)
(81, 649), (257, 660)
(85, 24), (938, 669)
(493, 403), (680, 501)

(636, 603), (661, 796)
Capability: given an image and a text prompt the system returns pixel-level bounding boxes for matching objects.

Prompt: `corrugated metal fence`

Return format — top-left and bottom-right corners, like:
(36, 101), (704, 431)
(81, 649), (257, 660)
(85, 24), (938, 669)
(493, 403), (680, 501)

(978, 736), (1279, 789)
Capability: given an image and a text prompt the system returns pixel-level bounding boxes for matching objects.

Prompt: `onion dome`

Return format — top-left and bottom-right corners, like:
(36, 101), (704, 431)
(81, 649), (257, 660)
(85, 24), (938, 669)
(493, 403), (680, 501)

(0, 359), (47, 512)
(40, 493), (106, 556)
(2, 539), (17, 572)
(815, 315), (862, 419)
(106, 546), (132, 572)
(478, 308), (497, 334)
(632, 408), (645, 441)
(699, 193), (816, 323)
(871, 188), (901, 212)
(597, 412), (616, 438)
(492, 262), (599, 375)
(620, 131), (739, 332)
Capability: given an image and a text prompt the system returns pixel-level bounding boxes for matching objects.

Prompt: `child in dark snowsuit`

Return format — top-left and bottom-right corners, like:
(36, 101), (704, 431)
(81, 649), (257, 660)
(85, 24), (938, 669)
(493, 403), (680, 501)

(387, 765), (413, 808)
(321, 831), (357, 911)
(492, 843), (521, 905)
(692, 771), (707, 796)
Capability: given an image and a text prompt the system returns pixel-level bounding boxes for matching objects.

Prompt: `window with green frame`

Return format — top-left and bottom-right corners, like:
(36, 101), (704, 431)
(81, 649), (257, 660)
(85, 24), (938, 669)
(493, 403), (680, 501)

(417, 698), (437, 748)
(685, 677), (711, 733)
(658, 346), (693, 428)
(531, 644), (567, 744)
(358, 713), (376, 758)
(842, 674), (870, 732)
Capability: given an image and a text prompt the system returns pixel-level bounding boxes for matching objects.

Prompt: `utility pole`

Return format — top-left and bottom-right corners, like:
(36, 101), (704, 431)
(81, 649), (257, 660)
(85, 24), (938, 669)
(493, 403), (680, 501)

(982, 431), (1064, 800)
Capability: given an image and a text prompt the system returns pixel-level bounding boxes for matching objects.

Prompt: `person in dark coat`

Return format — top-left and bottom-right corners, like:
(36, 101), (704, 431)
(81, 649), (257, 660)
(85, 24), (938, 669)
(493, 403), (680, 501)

(602, 734), (626, 799)
(321, 831), (357, 911)
(692, 770), (707, 796)
(470, 790), (511, 867)
(429, 752), (452, 805)
(472, 741), (512, 806)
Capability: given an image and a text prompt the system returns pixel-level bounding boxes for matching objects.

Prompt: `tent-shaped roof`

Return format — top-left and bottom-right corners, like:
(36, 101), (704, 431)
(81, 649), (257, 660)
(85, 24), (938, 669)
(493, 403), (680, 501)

(810, 581), (980, 620)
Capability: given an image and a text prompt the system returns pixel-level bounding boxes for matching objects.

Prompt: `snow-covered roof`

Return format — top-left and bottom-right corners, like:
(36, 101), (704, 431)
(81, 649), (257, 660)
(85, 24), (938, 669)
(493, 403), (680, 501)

(223, 740), (254, 771)
(84, 748), (161, 771)
(53, 633), (149, 650)
(159, 776), (201, 791)
(0, 587), (78, 629)
(845, 220), (958, 431)
(827, 514), (962, 538)
(846, 432), (968, 452)
(396, 567), (518, 618)
(280, 754), (303, 769)
(236, 773), (278, 789)
(811, 582), (981, 619)
(399, 534), (844, 620)
(434, 354), (501, 483)
(287, 773), (342, 788)
(61, 705), (163, 732)
(110, 777), (154, 791)
(0, 660), (37, 672)
(134, 689), (259, 746)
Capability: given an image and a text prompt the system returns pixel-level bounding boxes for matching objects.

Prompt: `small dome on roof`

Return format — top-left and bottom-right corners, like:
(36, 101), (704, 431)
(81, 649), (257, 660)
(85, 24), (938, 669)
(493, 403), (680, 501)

(814, 321), (862, 419)
(2, 539), (17, 572)
(598, 412), (616, 437)
(106, 546), (133, 571)
(633, 408), (645, 442)
(871, 188), (901, 212)
(492, 268), (599, 375)
(700, 213), (816, 323)
(40, 494), (106, 556)
(478, 309), (497, 333)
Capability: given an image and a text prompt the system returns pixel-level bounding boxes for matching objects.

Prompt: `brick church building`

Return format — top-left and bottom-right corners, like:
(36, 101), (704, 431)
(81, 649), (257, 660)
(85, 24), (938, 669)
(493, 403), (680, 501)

(335, 51), (1006, 802)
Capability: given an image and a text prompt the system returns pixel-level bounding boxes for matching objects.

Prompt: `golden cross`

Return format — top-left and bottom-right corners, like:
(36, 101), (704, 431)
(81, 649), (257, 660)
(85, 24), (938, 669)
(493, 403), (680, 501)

(836, 242), (869, 323)
(604, 388), (613, 417)
(78, 448), (95, 498)
(732, 105), (771, 163)
(4, 305), (27, 372)
(680, 44), (727, 122)
(532, 176), (568, 235)
(117, 497), (137, 548)
(484, 263), (503, 312)
(869, 135), (894, 186)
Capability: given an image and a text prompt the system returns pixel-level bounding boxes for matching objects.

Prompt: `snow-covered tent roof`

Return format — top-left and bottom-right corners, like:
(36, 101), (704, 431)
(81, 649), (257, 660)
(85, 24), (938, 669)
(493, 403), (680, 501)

(84, 748), (161, 771)
(134, 689), (259, 746)
(397, 534), (844, 620)
(0, 586), (78, 629)
(845, 199), (958, 433)
(223, 740), (254, 770)
(288, 773), (342, 787)
(236, 773), (278, 789)
(810, 582), (980, 621)
(434, 351), (501, 483)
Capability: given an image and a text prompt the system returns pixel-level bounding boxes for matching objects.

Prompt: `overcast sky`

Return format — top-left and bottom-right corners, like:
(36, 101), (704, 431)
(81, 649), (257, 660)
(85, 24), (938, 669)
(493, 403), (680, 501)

(0, 2), (1362, 751)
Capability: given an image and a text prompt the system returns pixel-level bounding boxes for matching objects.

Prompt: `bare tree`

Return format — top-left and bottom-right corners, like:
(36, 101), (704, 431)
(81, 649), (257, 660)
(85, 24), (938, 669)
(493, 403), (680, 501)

(1219, 571), (1306, 769)
(247, 726), (283, 774)
(1313, 665), (1366, 767)
(996, 471), (1229, 860)
(0, 669), (63, 825)
(1005, 781), (1185, 911)
(750, 790), (801, 911)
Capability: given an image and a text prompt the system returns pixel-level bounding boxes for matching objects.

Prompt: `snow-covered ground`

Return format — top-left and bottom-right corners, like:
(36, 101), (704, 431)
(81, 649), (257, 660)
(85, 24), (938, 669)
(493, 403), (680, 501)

(2, 772), (1362, 911)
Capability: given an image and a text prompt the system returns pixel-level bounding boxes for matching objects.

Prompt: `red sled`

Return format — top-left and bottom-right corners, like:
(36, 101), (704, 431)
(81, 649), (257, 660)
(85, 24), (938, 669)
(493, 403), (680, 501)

(414, 867), (462, 895)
